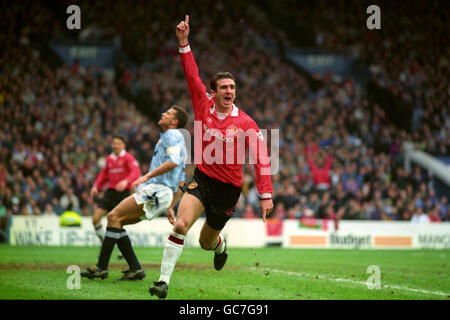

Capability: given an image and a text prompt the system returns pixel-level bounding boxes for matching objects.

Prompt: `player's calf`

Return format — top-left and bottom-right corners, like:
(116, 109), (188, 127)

(211, 235), (228, 271)
(200, 234), (228, 270)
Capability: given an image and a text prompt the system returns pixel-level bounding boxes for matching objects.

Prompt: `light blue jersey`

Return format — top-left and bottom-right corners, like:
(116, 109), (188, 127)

(143, 129), (186, 193)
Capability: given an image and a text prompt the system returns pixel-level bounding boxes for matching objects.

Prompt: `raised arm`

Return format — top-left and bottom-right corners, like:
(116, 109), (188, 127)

(176, 15), (211, 115)
(175, 15), (190, 47)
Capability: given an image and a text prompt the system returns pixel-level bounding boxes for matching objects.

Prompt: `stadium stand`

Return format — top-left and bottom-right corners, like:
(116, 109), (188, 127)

(0, 0), (448, 235)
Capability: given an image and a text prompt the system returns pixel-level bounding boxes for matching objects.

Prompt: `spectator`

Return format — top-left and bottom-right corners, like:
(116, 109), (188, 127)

(272, 203), (286, 219)
(0, 199), (10, 243)
(306, 150), (333, 193)
(51, 198), (65, 216)
(411, 206), (430, 224)
(241, 204), (257, 219)
(0, 200), (6, 219)
(438, 196), (449, 221)
(42, 204), (56, 216)
(343, 199), (363, 220)
(59, 188), (80, 213)
(428, 206), (442, 223)
(1, 0), (448, 224)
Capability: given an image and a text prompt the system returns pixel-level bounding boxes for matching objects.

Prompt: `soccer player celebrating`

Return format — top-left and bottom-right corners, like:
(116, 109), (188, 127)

(149, 15), (274, 298)
(81, 105), (188, 280)
(90, 135), (141, 248)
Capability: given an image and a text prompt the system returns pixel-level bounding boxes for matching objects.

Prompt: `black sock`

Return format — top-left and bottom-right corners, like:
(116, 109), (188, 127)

(96, 227), (122, 270)
(117, 231), (142, 271)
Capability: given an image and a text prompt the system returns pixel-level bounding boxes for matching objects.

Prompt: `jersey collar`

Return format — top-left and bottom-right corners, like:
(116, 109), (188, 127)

(110, 149), (126, 160)
(210, 104), (239, 117)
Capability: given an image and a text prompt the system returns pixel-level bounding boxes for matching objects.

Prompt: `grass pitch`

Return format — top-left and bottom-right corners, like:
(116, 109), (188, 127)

(0, 245), (448, 300)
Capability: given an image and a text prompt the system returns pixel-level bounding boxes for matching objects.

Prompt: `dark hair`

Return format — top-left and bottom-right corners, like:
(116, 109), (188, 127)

(210, 72), (235, 91)
(171, 105), (188, 128)
(112, 135), (126, 144)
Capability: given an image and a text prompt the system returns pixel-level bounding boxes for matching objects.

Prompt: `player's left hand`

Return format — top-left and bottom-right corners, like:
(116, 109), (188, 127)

(176, 15), (190, 46)
(115, 179), (129, 192)
(260, 199), (274, 223)
(167, 207), (176, 225)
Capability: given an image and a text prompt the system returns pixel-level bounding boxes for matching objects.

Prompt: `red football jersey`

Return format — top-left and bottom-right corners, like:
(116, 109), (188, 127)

(179, 45), (273, 197)
(94, 150), (141, 191)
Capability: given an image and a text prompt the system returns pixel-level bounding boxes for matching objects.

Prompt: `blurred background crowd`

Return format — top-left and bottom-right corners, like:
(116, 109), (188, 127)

(0, 0), (448, 226)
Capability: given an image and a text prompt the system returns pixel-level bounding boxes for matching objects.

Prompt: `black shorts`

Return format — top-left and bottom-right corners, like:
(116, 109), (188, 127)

(184, 168), (241, 231)
(97, 189), (130, 212)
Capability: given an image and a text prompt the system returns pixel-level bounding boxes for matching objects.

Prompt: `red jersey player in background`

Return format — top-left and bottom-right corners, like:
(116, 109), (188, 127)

(150, 15), (274, 299)
(90, 135), (141, 248)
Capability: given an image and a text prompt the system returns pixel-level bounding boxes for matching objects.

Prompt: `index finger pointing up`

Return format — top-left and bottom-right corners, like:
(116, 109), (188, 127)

(185, 15), (189, 24)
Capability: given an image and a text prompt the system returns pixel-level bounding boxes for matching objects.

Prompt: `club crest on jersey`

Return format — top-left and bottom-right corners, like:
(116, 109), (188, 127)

(188, 181), (198, 189)
(226, 124), (238, 136)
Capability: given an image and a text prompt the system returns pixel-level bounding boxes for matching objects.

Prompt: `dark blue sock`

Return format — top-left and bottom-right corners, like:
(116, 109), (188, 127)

(117, 232), (142, 271)
(97, 227), (122, 270)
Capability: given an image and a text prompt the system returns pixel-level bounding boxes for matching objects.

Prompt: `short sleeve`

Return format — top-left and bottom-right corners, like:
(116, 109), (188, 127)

(163, 130), (185, 165)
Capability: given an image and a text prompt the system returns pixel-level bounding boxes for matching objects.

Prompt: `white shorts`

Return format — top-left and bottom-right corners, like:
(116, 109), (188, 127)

(133, 183), (173, 221)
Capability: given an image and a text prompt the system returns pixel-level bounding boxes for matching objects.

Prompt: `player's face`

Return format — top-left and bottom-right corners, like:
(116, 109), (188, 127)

(212, 78), (235, 110)
(111, 138), (125, 155)
(158, 108), (177, 130)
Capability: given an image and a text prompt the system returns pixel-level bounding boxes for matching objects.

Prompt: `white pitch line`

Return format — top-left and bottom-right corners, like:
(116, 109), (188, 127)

(247, 267), (450, 297)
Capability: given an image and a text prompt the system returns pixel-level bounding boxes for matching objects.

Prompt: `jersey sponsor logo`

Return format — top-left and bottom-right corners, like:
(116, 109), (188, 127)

(203, 123), (234, 143)
(189, 120), (279, 175)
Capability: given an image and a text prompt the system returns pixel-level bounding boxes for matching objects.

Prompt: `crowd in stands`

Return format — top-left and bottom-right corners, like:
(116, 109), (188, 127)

(0, 0), (448, 224)
(262, 0), (449, 157)
(0, 1), (161, 218)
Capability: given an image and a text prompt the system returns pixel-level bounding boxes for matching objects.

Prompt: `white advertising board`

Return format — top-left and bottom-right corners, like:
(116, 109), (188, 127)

(282, 220), (450, 249)
(8, 216), (450, 249)
(8, 216), (267, 248)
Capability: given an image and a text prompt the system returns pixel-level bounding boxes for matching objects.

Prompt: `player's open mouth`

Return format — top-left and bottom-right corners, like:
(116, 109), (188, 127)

(224, 97), (232, 103)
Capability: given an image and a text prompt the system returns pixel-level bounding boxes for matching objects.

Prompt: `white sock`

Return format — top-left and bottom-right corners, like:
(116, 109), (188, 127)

(159, 232), (185, 285)
(94, 222), (105, 242)
(212, 234), (225, 254)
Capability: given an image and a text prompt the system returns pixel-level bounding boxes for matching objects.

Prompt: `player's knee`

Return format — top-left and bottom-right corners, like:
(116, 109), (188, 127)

(107, 211), (120, 226)
(173, 219), (188, 236)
